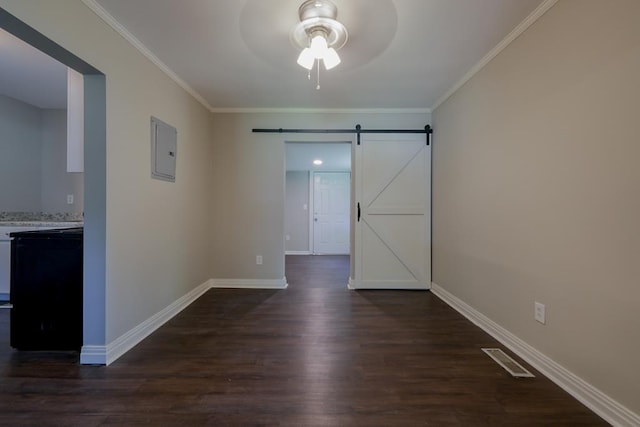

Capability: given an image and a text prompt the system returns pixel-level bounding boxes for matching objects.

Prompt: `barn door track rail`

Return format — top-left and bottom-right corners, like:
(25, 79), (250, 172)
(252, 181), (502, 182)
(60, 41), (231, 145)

(252, 124), (433, 145)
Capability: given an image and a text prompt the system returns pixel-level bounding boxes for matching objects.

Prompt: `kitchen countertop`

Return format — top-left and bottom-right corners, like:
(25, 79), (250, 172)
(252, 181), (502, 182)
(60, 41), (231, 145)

(0, 221), (84, 227)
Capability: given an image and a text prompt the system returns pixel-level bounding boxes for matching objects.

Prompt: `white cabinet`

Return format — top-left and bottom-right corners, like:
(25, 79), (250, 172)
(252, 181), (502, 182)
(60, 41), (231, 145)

(0, 227), (36, 298)
(0, 239), (10, 298)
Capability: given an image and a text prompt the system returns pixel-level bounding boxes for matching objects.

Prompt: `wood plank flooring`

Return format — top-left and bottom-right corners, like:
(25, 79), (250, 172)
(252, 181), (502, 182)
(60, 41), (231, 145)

(0, 255), (607, 426)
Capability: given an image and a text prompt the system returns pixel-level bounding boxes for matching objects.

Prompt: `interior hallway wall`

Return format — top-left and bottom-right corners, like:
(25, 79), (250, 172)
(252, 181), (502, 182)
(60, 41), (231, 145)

(285, 171), (309, 253)
(432, 0), (640, 414)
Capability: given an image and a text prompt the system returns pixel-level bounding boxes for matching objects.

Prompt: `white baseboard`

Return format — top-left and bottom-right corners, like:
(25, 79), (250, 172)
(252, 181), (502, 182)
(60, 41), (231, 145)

(80, 276), (290, 366)
(210, 277), (288, 289)
(80, 279), (213, 366)
(79, 345), (106, 365)
(285, 251), (311, 255)
(431, 282), (640, 427)
(348, 279), (430, 290)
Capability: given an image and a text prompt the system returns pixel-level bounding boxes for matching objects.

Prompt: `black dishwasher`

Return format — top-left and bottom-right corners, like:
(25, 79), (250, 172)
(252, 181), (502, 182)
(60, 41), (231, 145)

(10, 227), (83, 351)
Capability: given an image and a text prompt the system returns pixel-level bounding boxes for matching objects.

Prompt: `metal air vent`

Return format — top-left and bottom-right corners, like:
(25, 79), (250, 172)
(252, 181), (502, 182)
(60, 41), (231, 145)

(482, 348), (534, 378)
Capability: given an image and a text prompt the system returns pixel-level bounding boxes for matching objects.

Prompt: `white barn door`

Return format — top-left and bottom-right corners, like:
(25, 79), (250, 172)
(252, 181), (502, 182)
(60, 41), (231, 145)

(352, 134), (431, 289)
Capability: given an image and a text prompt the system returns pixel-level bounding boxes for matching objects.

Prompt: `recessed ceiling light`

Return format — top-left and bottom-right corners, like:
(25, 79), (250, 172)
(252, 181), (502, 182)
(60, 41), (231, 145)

(313, 159), (323, 165)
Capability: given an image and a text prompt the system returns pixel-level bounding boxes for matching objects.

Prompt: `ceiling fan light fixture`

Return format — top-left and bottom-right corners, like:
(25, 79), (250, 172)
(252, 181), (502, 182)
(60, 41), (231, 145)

(291, 0), (347, 88)
(297, 48), (315, 70)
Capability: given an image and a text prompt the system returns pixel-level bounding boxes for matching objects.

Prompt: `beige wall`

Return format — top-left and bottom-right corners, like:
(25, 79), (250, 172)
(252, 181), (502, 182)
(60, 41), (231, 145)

(285, 171), (310, 253)
(209, 112), (430, 281)
(432, 0), (640, 413)
(0, 0), (214, 343)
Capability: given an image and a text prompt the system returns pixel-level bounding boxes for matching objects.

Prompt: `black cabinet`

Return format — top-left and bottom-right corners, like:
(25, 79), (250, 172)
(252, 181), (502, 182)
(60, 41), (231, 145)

(10, 228), (83, 351)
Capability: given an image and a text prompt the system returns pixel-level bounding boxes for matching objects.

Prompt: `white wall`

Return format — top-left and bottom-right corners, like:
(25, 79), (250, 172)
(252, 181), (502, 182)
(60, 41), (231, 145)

(0, 95), (83, 214)
(41, 108), (84, 214)
(285, 171), (309, 253)
(432, 0), (640, 415)
(0, 0), (214, 346)
(0, 94), (42, 211)
(209, 112), (430, 282)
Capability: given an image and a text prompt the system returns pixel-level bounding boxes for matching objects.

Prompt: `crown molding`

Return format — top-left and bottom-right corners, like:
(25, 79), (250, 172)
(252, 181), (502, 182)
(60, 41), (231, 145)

(209, 107), (431, 114)
(431, 0), (560, 111)
(80, 0), (215, 113)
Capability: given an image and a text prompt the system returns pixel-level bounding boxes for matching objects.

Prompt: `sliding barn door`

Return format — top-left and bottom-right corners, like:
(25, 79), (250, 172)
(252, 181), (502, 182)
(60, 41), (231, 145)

(352, 134), (431, 289)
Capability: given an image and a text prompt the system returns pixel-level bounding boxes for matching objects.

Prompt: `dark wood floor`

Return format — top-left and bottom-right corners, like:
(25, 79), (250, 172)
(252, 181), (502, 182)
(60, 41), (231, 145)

(0, 255), (606, 426)
(285, 254), (351, 289)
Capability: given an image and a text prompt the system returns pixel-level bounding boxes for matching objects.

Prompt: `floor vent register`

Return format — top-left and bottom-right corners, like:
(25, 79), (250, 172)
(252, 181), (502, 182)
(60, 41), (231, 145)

(482, 348), (535, 378)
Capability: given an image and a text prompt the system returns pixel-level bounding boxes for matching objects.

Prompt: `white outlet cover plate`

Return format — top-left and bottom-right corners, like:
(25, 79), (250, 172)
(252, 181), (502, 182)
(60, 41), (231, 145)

(534, 302), (546, 324)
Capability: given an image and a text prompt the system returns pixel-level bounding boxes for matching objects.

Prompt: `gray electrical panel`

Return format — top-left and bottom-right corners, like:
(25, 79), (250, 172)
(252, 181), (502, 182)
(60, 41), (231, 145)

(150, 116), (177, 182)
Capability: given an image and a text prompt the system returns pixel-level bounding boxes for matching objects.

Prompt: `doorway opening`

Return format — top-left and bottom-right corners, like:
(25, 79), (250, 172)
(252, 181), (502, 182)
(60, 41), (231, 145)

(0, 28), (83, 303)
(284, 141), (352, 289)
(0, 7), (107, 360)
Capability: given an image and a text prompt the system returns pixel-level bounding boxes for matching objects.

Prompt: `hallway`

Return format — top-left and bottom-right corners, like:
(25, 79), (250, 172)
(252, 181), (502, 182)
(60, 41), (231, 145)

(285, 254), (350, 289)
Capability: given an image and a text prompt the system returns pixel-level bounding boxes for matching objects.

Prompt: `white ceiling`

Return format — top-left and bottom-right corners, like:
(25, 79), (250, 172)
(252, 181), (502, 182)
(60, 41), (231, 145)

(0, 0), (546, 111)
(89, 0), (545, 111)
(0, 28), (68, 109)
(286, 142), (351, 172)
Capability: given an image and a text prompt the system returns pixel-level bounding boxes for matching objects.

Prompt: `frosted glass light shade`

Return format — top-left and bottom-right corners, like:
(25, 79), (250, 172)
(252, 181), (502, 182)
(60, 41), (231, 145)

(323, 47), (341, 70)
(310, 34), (328, 58)
(297, 48), (315, 70)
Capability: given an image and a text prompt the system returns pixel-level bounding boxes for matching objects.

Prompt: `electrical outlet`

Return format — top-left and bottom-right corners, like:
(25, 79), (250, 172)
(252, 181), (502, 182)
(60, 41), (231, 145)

(256, 255), (263, 265)
(67, 194), (74, 205)
(285, 235), (290, 241)
(534, 302), (546, 324)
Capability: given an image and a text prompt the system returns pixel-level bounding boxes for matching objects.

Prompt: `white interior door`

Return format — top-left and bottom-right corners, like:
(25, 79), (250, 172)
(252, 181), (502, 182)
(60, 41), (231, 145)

(352, 134), (431, 289)
(313, 172), (350, 254)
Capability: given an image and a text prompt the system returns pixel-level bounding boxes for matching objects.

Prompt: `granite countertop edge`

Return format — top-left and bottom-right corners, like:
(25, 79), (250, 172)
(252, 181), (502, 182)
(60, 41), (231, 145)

(0, 221), (84, 227)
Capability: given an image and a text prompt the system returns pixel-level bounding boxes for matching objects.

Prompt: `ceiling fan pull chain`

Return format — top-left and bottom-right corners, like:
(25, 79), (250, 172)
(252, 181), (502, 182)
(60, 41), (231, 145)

(316, 59), (321, 90)
(307, 36), (312, 81)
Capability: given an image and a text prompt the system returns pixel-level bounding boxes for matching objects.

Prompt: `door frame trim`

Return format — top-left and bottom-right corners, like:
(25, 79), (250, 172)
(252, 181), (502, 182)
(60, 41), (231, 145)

(283, 137), (355, 285)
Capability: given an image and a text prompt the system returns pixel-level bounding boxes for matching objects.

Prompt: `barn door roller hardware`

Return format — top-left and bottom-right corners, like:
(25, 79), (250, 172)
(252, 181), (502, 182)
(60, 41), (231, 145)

(252, 125), (433, 146)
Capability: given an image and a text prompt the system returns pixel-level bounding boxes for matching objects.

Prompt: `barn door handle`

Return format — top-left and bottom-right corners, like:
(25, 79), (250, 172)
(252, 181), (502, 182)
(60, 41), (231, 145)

(357, 202), (361, 222)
